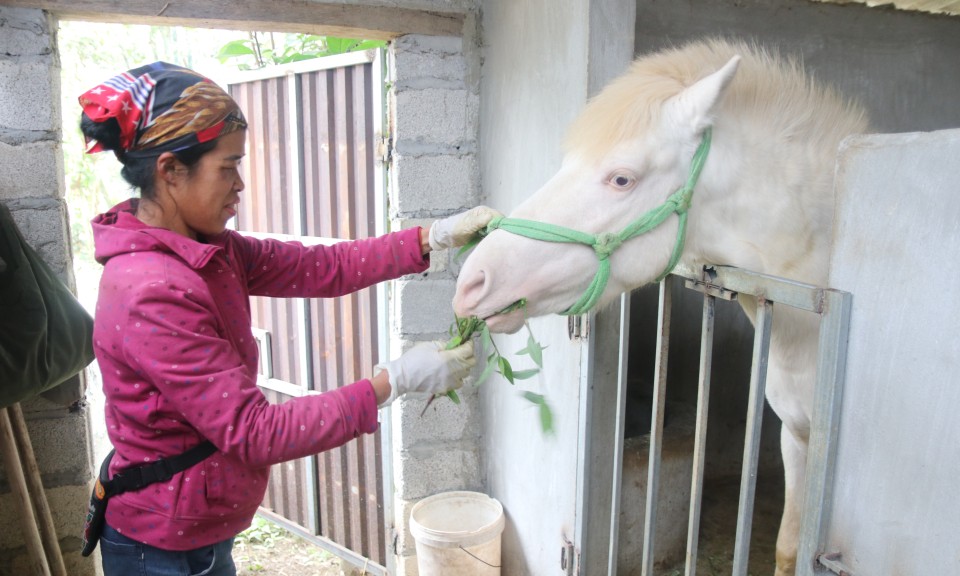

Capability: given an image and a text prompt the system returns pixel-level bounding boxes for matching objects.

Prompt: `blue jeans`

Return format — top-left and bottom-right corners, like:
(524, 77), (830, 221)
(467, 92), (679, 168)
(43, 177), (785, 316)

(100, 524), (236, 576)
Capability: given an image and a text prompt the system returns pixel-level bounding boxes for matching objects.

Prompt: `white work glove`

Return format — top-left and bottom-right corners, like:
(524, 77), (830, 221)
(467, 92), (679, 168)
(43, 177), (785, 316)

(428, 206), (503, 251)
(375, 340), (477, 407)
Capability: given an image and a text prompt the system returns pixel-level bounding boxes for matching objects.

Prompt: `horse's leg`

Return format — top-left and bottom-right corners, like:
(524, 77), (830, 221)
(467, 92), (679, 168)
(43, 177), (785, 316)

(745, 302), (817, 576)
(775, 425), (807, 576)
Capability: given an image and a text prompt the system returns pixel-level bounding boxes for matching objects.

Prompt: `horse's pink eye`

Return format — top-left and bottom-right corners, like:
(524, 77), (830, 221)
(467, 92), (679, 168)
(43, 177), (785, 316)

(610, 173), (635, 189)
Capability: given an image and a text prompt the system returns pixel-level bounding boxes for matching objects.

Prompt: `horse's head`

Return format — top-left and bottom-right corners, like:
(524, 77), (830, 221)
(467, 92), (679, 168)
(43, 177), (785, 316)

(454, 53), (741, 333)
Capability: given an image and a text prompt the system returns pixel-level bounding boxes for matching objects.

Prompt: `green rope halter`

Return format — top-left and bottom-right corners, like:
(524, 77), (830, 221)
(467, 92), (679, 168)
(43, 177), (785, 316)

(481, 128), (712, 316)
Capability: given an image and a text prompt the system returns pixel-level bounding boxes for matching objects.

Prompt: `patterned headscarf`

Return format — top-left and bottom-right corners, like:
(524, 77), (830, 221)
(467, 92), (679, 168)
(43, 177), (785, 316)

(79, 61), (247, 157)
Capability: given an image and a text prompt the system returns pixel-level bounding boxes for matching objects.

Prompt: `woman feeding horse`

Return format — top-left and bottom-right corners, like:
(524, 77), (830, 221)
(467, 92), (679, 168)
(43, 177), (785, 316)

(78, 61), (500, 575)
(453, 38), (868, 576)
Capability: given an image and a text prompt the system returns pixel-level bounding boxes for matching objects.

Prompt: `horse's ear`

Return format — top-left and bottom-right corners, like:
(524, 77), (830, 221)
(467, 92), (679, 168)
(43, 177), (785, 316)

(665, 55), (741, 135)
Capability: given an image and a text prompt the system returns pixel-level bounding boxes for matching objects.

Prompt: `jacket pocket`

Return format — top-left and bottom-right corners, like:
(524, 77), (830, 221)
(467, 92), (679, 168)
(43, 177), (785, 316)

(203, 457), (225, 503)
(170, 456), (222, 521)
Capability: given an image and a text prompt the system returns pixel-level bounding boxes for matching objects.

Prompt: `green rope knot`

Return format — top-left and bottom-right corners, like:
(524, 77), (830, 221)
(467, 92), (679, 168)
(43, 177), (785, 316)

(593, 232), (623, 260)
(672, 187), (694, 214)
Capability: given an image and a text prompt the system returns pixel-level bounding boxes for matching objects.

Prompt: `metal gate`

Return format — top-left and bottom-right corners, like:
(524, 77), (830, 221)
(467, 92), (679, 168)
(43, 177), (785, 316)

(225, 50), (389, 573)
(610, 263), (852, 576)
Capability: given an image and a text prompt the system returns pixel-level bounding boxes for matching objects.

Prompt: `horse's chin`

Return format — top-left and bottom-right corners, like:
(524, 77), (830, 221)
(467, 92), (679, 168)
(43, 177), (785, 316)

(482, 308), (526, 334)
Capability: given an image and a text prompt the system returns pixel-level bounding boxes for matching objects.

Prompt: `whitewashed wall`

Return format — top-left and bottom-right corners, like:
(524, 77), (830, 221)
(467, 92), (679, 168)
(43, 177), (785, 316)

(824, 128), (960, 576)
(477, 1), (636, 574)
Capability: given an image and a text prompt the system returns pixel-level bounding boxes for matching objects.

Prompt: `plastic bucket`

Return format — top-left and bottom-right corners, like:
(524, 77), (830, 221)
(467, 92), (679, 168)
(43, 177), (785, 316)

(409, 491), (505, 576)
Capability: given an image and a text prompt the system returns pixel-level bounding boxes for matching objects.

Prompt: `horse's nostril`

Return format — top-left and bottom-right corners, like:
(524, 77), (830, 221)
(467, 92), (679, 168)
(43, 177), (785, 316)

(456, 269), (488, 311)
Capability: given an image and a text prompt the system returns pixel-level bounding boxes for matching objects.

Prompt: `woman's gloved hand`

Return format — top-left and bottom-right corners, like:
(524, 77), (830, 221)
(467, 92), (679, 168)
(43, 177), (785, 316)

(375, 340), (476, 407)
(428, 206), (503, 251)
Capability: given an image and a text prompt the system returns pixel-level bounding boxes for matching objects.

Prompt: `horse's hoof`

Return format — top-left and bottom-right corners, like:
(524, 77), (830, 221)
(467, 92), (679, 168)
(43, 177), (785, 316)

(774, 562), (796, 576)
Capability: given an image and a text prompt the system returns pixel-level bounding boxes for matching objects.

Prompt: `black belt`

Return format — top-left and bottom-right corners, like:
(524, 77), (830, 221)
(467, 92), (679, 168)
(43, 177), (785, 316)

(105, 440), (217, 496)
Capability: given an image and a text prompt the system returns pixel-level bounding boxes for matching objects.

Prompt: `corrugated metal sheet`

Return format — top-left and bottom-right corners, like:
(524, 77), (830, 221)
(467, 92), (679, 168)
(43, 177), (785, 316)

(301, 61), (385, 562)
(228, 52), (387, 569)
(815, 0), (960, 16)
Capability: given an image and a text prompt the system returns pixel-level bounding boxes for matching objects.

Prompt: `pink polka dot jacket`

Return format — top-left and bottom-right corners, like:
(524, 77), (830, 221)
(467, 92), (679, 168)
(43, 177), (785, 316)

(90, 200), (429, 550)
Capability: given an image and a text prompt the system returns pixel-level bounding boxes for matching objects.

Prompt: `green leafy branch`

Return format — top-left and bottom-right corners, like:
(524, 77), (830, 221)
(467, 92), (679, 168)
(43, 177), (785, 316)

(424, 299), (554, 433)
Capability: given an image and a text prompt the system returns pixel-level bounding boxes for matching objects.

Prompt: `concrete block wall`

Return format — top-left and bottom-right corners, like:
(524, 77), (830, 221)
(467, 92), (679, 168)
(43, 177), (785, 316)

(387, 26), (485, 575)
(0, 6), (97, 576)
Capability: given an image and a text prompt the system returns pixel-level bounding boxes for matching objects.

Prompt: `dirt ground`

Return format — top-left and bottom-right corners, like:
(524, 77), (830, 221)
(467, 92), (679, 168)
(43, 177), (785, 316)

(233, 518), (343, 576)
(239, 471), (783, 576)
(659, 474), (784, 576)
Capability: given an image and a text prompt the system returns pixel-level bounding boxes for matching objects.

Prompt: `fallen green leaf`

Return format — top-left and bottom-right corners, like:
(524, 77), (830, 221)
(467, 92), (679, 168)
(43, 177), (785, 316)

(539, 403), (553, 433)
(521, 391), (554, 433)
(511, 368), (540, 380)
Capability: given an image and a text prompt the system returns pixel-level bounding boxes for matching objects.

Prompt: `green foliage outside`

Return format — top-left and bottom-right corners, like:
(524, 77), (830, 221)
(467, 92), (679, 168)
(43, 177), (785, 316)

(216, 32), (386, 70)
(233, 515), (337, 574)
(236, 515), (289, 548)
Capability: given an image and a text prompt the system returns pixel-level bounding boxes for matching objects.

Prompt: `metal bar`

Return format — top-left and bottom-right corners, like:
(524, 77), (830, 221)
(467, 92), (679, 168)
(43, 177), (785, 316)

(684, 293), (716, 576)
(674, 264), (825, 313)
(371, 46), (396, 576)
(797, 290), (853, 576)
(575, 309), (596, 574)
(732, 298), (773, 575)
(287, 68), (310, 390)
(607, 293), (632, 575)
(220, 49), (377, 84)
(817, 552), (854, 575)
(641, 277), (674, 576)
(286, 66), (321, 539)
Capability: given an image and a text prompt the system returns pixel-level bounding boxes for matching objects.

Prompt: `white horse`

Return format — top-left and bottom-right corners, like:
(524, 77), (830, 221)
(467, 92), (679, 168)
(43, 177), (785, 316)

(453, 38), (868, 576)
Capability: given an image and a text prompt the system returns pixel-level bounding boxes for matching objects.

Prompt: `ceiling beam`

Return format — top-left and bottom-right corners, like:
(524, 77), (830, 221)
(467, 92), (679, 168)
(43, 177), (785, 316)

(812, 0), (960, 17)
(0, 0), (467, 39)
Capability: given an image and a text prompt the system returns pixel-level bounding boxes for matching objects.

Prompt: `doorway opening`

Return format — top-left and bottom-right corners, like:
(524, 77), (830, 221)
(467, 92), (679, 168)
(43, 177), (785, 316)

(59, 20), (388, 575)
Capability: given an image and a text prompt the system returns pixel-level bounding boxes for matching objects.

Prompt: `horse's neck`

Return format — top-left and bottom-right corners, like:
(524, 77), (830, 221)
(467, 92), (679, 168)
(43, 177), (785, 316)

(685, 140), (837, 285)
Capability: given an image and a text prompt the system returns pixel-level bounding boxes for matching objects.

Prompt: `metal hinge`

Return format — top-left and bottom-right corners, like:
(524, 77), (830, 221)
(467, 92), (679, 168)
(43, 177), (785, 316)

(683, 265), (739, 301)
(376, 135), (392, 165)
(567, 314), (589, 341)
(817, 552), (853, 575)
(560, 538), (576, 575)
(684, 278), (738, 300)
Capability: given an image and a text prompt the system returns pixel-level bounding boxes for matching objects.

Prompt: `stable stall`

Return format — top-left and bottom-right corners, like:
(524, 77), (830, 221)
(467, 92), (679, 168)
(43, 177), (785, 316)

(477, 1), (960, 574)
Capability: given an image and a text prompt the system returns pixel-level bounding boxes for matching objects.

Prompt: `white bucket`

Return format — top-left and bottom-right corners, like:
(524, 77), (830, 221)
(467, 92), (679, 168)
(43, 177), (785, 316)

(409, 491), (505, 576)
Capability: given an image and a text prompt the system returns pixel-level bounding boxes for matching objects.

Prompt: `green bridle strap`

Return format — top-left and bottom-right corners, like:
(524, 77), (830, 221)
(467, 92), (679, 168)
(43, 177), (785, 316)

(482, 127), (712, 316)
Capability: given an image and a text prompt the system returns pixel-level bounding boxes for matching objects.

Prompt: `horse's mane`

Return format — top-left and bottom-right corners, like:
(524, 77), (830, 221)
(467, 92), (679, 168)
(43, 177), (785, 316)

(565, 38), (869, 161)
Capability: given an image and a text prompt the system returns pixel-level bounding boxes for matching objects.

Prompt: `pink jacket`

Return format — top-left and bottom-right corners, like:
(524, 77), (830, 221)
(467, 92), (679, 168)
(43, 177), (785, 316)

(91, 200), (428, 550)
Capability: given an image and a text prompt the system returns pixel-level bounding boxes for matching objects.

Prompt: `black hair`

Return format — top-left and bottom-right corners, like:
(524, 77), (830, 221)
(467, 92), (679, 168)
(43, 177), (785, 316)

(79, 113), (218, 200)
